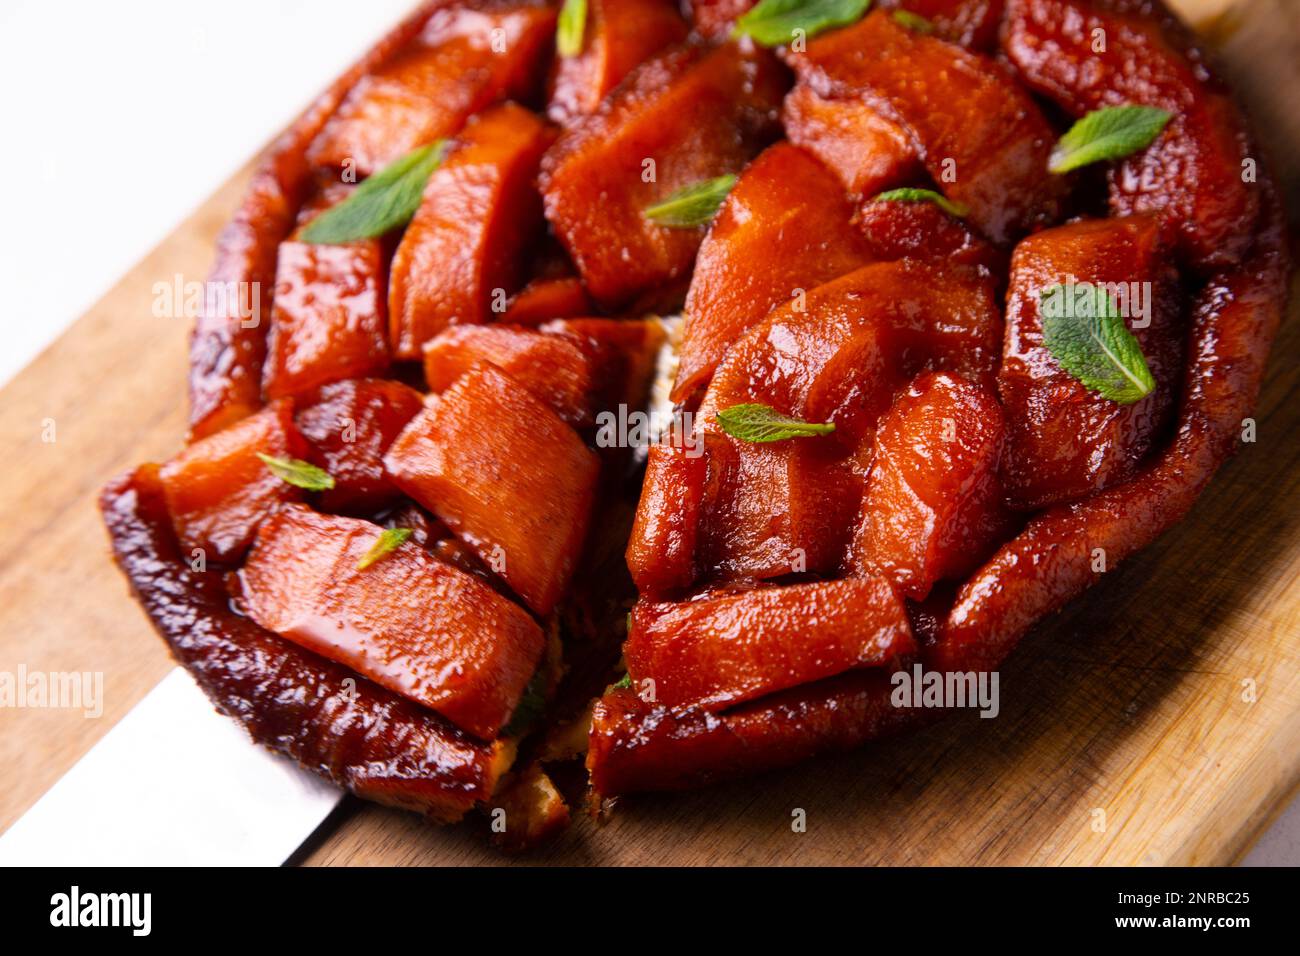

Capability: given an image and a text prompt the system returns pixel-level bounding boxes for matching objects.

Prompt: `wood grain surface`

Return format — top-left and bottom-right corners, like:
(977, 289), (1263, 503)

(1, 0), (1296, 865)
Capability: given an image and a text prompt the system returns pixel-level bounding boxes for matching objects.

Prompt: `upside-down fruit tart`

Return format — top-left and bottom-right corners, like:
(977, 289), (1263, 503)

(101, 0), (1292, 850)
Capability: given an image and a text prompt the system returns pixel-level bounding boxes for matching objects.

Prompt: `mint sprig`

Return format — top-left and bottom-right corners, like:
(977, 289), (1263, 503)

(871, 186), (969, 218)
(299, 140), (448, 244)
(557, 0), (587, 58)
(1039, 284), (1156, 404)
(356, 528), (413, 571)
(644, 174), (737, 228)
(1048, 105), (1173, 174)
(733, 0), (872, 47)
(255, 453), (335, 491)
(716, 403), (836, 442)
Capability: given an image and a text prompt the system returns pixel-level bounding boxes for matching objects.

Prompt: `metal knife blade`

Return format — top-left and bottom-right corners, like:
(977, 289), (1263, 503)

(0, 667), (343, 866)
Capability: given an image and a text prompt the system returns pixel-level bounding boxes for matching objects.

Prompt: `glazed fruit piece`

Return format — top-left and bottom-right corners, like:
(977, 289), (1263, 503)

(781, 83), (921, 200)
(541, 41), (787, 308)
(625, 437), (709, 598)
(238, 506), (545, 740)
(547, 0), (688, 123)
(794, 9), (1066, 243)
(687, 260), (1002, 582)
(423, 325), (595, 426)
(998, 215), (1184, 510)
(262, 187), (390, 400)
(159, 399), (307, 565)
(307, 2), (557, 175)
(540, 318), (667, 413)
(625, 577), (915, 712)
(294, 378), (425, 514)
(1002, 0), (1259, 269)
(389, 103), (553, 359)
(856, 195), (1005, 274)
(501, 277), (592, 326)
(102, 466), (513, 822)
(673, 142), (873, 404)
(384, 364), (599, 617)
(851, 372), (1011, 601)
(187, 2), (441, 439)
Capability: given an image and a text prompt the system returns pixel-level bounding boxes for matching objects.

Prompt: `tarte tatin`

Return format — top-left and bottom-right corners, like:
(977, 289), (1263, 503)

(102, 0), (1291, 850)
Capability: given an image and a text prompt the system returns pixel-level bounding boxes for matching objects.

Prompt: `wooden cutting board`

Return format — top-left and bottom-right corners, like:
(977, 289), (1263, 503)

(2, 0), (1297, 866)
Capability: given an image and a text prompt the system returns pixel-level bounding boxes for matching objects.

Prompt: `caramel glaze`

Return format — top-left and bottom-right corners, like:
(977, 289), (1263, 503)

(100, 464), (509, 822)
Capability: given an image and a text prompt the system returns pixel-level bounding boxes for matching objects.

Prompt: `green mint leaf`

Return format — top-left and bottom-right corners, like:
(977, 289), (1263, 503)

(557, 0), (587, 57)
(356, 528), (413, 571)
(871, 186), (969, 218)
(612, 672), (632, 690)
(255, 453), (335, 491)
(1048, 105), (1173, 174)
(733, 0), (872, 47)
(891, 9), (934, 32)
(643, 174), (737, 228)
(1039, 284), (1156, 404)
(299, 140), (448, 244)
(716, 403), (836, 442)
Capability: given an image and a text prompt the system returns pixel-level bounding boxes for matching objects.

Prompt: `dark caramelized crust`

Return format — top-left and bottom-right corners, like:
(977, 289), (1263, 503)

(588, 671), (921, 797)
(100, 465), (510, 822)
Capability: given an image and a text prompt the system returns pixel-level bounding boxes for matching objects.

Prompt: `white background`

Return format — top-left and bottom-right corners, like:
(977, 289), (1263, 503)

(0, 0), (1293, 864)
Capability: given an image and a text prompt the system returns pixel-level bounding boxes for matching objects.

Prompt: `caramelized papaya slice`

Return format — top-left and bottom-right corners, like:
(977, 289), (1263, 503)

(423, 325), (595, 426)
(541, 42), (787, 308)
(384, 364), (599, 616)
(878, 0), (1005, 50)
(159, 399), (307, 565)
(501, 276), (593, 326)
(102, 466), (512, 822)
(307, 3), (557, 175)
(262, 190), (390, 400)
(782, 83), (921, 199)
(389, 103), (552, 359)
(852, 372), (1011, 600)
(796, 10), (1065, 243)
(998, 215), (1184, 510)
(673, 143), (873, 403)
(548, 0), (687, 123)
(588, 670), (920, 797)
(625, 436), (709, 597)
(856, 195), (1005, 273)
(692, 260), (1003, 583)
(239, 505), (545, 740)
(625, 577), (914, 712)
(295, 378), (425, 514)
(1002, 0), (1259, 269)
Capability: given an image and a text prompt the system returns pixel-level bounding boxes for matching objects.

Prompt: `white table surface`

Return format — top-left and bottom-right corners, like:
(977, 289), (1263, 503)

(0, 0), (1292, 866)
